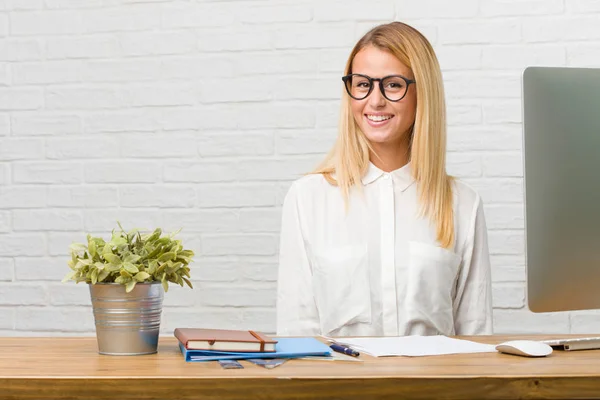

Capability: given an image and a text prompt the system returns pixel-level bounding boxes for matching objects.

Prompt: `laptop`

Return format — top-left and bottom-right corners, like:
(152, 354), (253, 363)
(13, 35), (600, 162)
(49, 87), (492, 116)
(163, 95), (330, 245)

(541, 337), (600, 351)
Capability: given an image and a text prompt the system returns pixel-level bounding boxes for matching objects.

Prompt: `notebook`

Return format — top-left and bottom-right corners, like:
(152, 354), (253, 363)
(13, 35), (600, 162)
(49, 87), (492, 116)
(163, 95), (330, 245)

(178, 337), (332, 362)
(174, 328), (277, 352)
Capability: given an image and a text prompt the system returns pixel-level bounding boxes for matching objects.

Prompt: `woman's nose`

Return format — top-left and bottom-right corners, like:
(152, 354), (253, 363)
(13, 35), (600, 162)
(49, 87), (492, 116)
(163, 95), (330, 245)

(367, 84), (387, 107)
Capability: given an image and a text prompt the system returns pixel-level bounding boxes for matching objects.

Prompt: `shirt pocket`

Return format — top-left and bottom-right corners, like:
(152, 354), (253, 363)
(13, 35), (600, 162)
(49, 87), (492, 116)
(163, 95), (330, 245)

(311, 244), (371, 335)
(405, 241), (462, 334)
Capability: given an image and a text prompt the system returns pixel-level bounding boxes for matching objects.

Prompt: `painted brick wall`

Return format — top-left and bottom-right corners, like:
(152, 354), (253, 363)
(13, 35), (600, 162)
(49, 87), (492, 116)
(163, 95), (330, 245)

(0, 0), (599, 336)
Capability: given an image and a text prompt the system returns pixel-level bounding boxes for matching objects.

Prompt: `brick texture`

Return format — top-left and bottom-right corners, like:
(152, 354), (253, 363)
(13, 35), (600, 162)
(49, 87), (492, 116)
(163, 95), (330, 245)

(0, 0), (598, 336)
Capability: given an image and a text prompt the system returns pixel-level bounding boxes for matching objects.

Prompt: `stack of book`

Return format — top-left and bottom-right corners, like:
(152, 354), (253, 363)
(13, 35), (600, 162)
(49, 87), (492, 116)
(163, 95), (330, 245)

(174, 328), (332, 362)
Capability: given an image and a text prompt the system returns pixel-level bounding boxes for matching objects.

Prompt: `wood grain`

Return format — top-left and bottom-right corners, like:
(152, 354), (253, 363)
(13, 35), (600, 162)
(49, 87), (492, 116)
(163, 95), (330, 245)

(1, 335), (600, 399)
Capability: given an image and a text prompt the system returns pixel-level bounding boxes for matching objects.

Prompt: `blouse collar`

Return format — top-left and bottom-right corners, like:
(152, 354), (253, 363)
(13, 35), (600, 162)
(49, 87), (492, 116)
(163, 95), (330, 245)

(361, 161), (415, 192)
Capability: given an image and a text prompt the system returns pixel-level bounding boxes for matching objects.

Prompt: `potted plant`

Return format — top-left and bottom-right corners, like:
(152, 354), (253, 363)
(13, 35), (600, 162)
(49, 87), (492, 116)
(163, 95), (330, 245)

(63, 222), (195, 355)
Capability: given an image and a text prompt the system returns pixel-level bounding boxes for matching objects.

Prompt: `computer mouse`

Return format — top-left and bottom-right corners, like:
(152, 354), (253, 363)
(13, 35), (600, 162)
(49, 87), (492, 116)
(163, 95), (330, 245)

(495, 340), (553, 357)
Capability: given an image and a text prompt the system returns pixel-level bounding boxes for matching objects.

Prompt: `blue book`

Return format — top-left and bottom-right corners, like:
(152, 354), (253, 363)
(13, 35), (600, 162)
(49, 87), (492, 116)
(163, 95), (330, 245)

(179, 337), (331, 362)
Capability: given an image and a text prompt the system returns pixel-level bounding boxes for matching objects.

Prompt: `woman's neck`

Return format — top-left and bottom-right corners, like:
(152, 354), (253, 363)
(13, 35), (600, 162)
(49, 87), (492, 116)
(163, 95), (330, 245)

(368, 140), (410, 172)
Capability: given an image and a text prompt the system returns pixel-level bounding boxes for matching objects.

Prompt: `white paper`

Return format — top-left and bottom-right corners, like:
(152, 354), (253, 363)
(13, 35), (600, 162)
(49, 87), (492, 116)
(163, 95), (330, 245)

(327, 335), (497, 357)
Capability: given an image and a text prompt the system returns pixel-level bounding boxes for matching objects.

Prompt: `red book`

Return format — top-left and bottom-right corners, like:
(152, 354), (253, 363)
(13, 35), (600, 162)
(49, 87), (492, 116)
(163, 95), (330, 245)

(174, 328), (277, 352)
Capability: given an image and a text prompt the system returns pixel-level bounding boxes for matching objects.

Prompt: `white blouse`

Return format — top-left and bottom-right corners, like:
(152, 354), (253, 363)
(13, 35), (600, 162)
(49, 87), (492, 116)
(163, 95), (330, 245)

(276, 162), (493, 337)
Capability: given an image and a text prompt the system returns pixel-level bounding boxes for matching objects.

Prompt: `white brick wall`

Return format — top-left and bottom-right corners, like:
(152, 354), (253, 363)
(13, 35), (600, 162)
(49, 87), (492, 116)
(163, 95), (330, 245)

(0, 0), (599, 337)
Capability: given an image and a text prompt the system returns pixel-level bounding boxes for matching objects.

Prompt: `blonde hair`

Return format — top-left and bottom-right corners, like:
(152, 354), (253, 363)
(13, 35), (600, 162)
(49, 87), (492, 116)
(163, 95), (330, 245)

(313, 21), (455, 248)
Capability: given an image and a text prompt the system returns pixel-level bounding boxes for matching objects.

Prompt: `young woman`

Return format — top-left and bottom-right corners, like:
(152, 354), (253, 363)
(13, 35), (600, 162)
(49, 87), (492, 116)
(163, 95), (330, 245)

(276, 22), (492, 337)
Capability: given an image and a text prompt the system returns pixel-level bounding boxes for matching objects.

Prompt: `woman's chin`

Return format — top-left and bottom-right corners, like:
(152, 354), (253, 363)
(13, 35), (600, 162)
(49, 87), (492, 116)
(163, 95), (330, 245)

(363, 131), (398, 145)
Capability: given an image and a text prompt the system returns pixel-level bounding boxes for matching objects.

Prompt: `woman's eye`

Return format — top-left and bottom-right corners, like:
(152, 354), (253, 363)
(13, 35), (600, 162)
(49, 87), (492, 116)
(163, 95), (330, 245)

(386, 82), (404, 89)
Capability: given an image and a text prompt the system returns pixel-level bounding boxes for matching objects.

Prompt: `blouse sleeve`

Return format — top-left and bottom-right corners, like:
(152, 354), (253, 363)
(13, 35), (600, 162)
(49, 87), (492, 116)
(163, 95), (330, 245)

(453, 197), (494, 335)
(276, 181), (321, 336)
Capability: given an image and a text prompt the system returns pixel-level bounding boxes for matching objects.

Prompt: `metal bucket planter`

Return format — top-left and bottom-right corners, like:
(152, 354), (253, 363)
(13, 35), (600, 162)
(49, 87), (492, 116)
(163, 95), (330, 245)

(89, 282), (164, 355)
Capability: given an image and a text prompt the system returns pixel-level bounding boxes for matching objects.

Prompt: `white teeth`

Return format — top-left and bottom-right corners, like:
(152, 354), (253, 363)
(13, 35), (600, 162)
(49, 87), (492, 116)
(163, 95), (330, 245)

(366, 115), (392, 122)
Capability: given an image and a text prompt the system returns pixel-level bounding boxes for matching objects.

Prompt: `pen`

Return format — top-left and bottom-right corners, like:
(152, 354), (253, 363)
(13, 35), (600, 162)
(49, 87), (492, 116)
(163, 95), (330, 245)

(330, 343), (360, 357)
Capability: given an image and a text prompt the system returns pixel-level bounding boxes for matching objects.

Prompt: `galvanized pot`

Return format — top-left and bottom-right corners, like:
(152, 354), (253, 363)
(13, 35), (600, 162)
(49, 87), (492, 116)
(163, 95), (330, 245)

(89, 282), (164, 356)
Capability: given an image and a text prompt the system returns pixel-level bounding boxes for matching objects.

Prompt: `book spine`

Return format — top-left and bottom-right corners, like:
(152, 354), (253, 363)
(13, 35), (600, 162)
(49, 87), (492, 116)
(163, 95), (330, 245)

(173, 328), (188, 348)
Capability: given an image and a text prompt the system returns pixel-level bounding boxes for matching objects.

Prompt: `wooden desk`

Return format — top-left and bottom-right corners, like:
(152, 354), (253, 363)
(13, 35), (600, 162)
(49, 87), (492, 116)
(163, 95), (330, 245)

(1, 335), (600, 399)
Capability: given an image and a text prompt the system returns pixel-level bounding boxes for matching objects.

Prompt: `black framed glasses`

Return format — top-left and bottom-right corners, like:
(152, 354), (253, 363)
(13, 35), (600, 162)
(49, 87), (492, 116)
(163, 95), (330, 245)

(342, 74), (416, 102)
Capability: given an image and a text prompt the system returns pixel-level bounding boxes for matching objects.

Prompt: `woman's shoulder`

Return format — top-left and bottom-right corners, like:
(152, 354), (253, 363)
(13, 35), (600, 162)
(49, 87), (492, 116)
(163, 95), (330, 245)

(452, 178), (483, 213)
(289, 173), (335, 194)
(451, 179), (487, 250)
(283, 173), (340, 210)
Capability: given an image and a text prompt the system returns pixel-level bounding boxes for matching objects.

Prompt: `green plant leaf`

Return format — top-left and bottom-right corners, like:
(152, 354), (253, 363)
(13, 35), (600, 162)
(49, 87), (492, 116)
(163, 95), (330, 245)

(155, 237), (171, 247)
(122, 262), (139, 274)
(62, 271), (76, 283)
(169, 227), (182, 238)
(111, 237), (127, 247)
(106, 264), (121, 273)
(134, 271), (150, 282)
(175, 256), (193, 264)
(156, 262), (167, 276)
(124, 254), (141, 264)
(182, 277), (193, 289)
(88, 239), (97, 258)
(120, 269), (132, 279)
(91, 268), (98, 285)
(167, 262), (182, 274)
(145, 245), (163, 260)
(127, 228), (140, 242)
(125, 279), (136, 293)
(158, 252), (176, 262)
(104, 253), (121, 265)
(78, 258), (92, 266)
(179, 250), (195, 257)
(98, 269), (110, 282)
(147, 260), (158, 275)
(69, 243), (87, 253)
(147, 228), (162, 242)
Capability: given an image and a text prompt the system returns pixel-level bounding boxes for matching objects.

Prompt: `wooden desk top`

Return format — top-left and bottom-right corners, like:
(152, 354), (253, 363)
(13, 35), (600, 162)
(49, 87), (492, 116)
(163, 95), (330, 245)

(2, 335), (600, 399)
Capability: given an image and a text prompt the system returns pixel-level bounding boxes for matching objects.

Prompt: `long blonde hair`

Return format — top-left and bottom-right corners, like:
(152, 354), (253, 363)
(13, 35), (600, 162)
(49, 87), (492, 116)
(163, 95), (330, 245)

(313, 22), (455, 248)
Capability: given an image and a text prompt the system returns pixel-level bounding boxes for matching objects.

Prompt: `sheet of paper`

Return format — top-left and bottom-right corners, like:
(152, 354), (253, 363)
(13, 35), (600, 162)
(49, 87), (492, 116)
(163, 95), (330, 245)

(329, 335), (497, 357)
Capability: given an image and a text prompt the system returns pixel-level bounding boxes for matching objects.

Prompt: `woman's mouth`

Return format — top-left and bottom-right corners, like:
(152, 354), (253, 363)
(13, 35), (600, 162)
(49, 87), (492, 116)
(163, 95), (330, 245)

(365, 114), (394, 127)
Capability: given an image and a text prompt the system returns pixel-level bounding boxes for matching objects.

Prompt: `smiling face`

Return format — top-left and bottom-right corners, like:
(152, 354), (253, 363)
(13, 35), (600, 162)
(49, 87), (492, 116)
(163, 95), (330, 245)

(349, 45), (417, 151)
